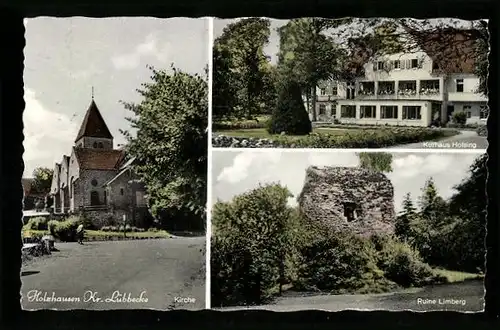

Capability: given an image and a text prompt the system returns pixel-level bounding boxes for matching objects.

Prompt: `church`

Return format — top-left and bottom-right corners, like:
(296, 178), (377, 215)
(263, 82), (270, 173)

(49, 97), (151, 229)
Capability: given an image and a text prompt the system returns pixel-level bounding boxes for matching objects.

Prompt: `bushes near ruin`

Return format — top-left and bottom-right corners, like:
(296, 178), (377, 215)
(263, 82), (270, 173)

(210, 184), (448, 307)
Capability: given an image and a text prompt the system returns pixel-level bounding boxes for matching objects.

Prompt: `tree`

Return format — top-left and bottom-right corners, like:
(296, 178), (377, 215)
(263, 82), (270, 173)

(267, 80), (312, 135)
(418, 177), (448, 228)
(212, 42), (239, 121)
(395, 193), (416, 241)
(32, 167), (54, 194)
(358, 152), (393, 173)
(211, 183), (295, 306)
(215, 18), (271, 119)
(277, 18), (350, 121)
(121, 65), (207, 231)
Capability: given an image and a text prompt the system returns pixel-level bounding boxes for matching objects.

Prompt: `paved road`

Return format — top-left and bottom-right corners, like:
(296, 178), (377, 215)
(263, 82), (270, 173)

(21, 237), (206, 311)
(217, 280), (484, 312)
(391, 130), (488, 150)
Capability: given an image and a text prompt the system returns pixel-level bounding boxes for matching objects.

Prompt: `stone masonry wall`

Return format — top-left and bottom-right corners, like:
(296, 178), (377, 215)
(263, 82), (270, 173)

(298, 166), (395, 237)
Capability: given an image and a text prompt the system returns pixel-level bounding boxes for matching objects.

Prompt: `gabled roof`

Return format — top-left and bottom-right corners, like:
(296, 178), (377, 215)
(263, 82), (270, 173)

(405, 28), (482, 74)
(74, 147), (125, 170)
(75, 99), (113, 142)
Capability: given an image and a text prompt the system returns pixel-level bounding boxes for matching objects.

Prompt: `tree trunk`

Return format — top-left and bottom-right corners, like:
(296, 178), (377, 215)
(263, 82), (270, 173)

(311, 85), (317, 122)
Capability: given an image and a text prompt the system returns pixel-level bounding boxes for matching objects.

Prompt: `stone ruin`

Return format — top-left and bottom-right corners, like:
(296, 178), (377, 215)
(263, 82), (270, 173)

(298, 166), (396, 237)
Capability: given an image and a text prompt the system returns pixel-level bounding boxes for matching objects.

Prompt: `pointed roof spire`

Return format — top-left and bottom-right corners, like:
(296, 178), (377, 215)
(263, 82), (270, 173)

(91, 86), (94, 100)
(74, 98), (113, 143)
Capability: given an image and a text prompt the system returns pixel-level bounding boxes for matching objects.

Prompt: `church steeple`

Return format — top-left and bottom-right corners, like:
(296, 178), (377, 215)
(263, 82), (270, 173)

(74, 96), (113, 146)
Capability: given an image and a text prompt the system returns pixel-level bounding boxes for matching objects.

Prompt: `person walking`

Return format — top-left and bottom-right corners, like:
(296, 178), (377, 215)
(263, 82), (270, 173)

(76, 224), (84, 245)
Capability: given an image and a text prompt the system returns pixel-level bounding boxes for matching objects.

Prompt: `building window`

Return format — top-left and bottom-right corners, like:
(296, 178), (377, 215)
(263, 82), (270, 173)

(136, 191), (146, 206)
(480, 106), (489, 119)
(330, 106), (336, 118)
(91, 179), (98, 187)
(377, 61), (384, 70)
(360, 106), (376, 119)
(332, 85), (338, 95)
(98, 142), (103, 148)
(464, 105), (472, 118)
(402, 106), (422, 120)
(340, 105), (356, 118)
(319, 104), (326, 115)
(393, 60), (401, 69)
(320, 88), (326, 96)
(120, 188), (124, 196)
(346, 82), (356, 100)
(93, 142), (98, 148)
(456, 79), (464, 92)
(381, 106), (398, 119)
(411, 59), (419, 68)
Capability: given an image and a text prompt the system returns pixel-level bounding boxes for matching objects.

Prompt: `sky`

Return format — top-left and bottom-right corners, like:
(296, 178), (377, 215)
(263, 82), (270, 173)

(214, 17), (485, 64)
(212, 151), (483, 213)
(23, 17), (209, 177)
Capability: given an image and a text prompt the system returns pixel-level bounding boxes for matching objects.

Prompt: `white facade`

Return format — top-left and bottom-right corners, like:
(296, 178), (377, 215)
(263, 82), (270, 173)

(311, 52), (488, 126)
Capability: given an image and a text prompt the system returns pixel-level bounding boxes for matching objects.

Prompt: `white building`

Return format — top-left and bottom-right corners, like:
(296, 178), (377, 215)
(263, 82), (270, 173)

(311, 43), (488, 127)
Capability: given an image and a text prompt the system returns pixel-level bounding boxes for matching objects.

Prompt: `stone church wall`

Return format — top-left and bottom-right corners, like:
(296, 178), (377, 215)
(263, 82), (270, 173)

(79, 169), (117, 206)
(298, 166), (395, 237)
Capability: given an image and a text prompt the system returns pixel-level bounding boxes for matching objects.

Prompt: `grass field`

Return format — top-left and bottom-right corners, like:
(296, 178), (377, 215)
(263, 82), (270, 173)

(433, 268), (484, 283)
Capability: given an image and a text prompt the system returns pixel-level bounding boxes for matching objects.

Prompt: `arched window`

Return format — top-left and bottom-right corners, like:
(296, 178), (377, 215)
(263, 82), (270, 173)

(93, 142), (98, 148)
(90, 191), (100, 206)
(98, 142), (104, 148)
(120, 188), (124, 196)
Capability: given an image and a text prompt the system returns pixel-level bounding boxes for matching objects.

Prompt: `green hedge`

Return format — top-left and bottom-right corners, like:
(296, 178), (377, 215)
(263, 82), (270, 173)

(24, 217), (49, 231)
(265, 129), (458, 148)
(48, 216), (82, 242)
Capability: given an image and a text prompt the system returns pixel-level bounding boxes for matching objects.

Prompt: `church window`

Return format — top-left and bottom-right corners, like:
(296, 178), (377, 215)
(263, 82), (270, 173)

(91, 179), (98, 187)
(93, 142), (98, 148)
(120, 188), (124, 196)
(98, 142), (104, 148)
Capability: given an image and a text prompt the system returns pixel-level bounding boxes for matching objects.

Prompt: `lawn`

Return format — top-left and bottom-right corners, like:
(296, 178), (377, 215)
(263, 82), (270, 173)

(433, 268), (484, 283)
(23, 229), (171, 240)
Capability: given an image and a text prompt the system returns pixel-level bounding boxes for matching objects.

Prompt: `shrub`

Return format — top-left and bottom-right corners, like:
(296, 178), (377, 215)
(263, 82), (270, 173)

(375, 236), (445, 287)
(25, 217), (48, 230)
(49, 218), (80, 242)
(295, 232), (390, 293)
(451, 111), (467, 125)
(267, 81), (312, 135)
(476, 125), (487, 137)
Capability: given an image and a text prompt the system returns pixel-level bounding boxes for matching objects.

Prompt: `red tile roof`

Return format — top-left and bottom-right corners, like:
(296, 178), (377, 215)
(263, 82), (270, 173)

(22, 178), (35, 195)
(75, 100), (113, 142)
(74, 147), (125, 170)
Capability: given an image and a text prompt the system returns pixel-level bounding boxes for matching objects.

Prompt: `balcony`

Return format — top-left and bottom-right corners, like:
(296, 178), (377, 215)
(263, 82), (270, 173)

(448, 92), (488, 103)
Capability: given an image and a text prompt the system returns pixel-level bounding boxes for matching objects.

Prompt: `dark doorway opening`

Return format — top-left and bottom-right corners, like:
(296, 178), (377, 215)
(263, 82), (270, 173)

(90, 191), (100, 206)
(343, 202), (358, 222)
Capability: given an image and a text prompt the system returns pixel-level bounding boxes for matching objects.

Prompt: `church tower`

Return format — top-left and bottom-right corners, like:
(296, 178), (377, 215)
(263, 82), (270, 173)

(74, 95), (114, 150)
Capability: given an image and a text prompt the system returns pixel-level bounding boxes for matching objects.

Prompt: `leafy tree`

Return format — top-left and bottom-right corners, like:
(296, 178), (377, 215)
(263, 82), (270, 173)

(215, 18), (271, 119)
(32, 167), (54, 194)
(277, 18), (349, 121)
(395, 193), (417, 241)
(212, 42), (239, 121)
(358, 152), (393, 173)
(267, 80), (312, 135)
(211, 183), (296, 306)
(121, 65), (207, 231)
